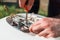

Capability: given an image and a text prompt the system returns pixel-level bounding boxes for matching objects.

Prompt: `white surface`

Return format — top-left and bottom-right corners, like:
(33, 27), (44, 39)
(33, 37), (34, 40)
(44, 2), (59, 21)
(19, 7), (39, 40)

(0, 14), (60, 40)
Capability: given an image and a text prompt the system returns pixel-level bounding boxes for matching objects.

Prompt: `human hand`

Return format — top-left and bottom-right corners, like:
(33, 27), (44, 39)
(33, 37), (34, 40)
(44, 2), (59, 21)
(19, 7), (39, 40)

(19, 0), (34, 12)
(29, 18), (60, 38)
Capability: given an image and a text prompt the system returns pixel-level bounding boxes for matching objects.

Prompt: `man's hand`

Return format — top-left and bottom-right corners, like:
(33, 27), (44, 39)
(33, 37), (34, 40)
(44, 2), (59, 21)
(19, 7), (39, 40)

(29, 18), (60, 38)
(19, 0), (34, 11)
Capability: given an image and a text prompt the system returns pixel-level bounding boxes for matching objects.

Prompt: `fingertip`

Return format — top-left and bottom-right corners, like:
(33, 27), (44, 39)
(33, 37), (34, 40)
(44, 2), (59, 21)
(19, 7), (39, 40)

(29, 25), (33, 32)
(29, 24), (37, 33)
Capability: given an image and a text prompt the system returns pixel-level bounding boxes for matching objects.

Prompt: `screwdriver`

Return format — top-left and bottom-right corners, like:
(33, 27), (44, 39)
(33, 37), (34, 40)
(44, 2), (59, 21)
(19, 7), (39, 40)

(24, 5), (29, 27)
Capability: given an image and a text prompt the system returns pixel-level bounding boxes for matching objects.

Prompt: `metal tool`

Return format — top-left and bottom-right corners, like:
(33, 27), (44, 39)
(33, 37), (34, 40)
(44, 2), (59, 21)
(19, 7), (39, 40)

(26, 12), (28, 25)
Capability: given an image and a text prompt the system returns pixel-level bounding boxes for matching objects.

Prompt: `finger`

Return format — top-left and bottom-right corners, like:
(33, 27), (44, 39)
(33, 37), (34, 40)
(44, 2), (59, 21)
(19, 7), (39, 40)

(27, 0), (34, 11)
(38, 32), (49, 37)
(19, 0), (26, 7)
(38, 29), (48, 37)
(29, 21), (41, 32)
(38, 28), (51, 37)
(29, 23), (36, 32)
(29, 24), (44, 34)
(29, 25), (33, 32)
(46, 32), (60, 38)
(46, 33), (55, 38)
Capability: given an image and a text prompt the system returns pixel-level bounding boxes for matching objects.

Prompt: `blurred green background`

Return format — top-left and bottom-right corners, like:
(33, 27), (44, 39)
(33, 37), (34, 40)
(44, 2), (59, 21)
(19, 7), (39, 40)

(0, 4), (25, 19)
(0, 0), (48, 19)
